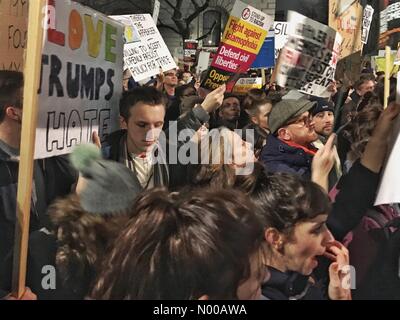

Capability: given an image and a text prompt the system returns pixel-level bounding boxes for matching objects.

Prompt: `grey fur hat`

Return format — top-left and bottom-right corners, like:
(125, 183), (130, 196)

(70, 144), (142, 215)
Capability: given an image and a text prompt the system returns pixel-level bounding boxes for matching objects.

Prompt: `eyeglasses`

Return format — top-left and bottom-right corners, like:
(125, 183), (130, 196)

(285, 114), (312, 127)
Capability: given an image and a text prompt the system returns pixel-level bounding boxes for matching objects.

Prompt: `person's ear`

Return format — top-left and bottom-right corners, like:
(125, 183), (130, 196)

(5, 106), (22, 122)
(264, 228), (284, 251)
(277, 127), (291, 141)
(251, 115), (259, 125)
(120, 116), (128, 130)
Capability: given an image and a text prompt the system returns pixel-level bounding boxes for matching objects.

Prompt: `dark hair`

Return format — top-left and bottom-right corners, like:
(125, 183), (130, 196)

(242, 89), (272, 117)
(343, 104), (383, 161)
(0, 71), (23, 123)
(119, 86), (167, 120)
(223, 93), (241, 104)
(242, 123), (268, 159)
(251, 172), (331, 238)
(49, 194), (132, 297)
(91, 187), (264, 300)
(354, 73), (375, 90)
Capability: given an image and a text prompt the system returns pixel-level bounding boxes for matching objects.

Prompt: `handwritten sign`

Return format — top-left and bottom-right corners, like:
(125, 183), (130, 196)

(201, 0), (273, 90)
(277, 11), (342, 98)
(274, 22), (289, 60)
(0, 0), (28, 71)
(112, 14), (176, 82)
(35, 0), (124, 159)
(329, 0), (363, 59)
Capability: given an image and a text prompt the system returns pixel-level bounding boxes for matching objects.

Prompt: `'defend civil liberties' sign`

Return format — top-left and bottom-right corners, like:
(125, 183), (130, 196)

(36, 0), (124, 159)
(201, 0), (273, 91)
(277, 11), (342, 98)
(0, 0), (28, 71)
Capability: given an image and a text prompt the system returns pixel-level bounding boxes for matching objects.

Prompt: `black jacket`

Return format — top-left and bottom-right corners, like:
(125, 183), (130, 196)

(262, 267), (326, 300)
(261, 135), (314, 179)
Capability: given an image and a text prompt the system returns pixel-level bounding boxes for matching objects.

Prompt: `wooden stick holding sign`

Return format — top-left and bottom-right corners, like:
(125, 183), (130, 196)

(12, 0), (46, 298)
(384, 46), (391, 109)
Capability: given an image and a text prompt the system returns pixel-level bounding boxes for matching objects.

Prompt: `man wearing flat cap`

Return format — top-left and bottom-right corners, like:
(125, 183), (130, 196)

(260, 97), (319, 179)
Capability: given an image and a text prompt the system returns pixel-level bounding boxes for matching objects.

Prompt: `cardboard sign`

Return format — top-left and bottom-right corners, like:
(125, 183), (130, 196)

(232, 77), (262, 95)
(277, 11), (342, 98)
(112, 14), (177, 82)
(0, 0), (28, 71)
(375, 115), (400, 206)
(201, 0), (273, 91)
(35, 0), (124, 159)
(329, 0), (363, 59)
(379, 0), (400, 49)
(274, 22), (289, 60)
(251, 34), (275, 68)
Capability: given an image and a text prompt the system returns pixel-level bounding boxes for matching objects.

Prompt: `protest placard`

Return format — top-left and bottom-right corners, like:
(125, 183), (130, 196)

(361, 5), (374, 44)
(112, 14), (177, 82)
(184, 40), (198, 65)
(0, 0), (28, 71)
(379, 0), (400, 49)
(251, 34), (274, 68)
(375, 115), (400, 206)
(276, 11), (342, 98)
(329, 0), (363, 59)
(201, 0), (273, 91)
(35, 0), (124, 159)
(232, 77), (262, 95)
(274, 22), (289, 60)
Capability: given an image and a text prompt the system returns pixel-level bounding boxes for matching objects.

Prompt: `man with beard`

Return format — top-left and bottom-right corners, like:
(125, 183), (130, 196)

(260, 98), (320, 179)
(310, 97), (342, 189)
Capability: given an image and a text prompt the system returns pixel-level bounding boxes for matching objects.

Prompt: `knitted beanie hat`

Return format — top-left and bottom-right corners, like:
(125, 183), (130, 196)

(70, 144), (142, 215)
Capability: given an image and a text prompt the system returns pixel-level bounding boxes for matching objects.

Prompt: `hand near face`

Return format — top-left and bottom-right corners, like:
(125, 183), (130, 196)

(324, 241), (352, 300)
(200, 84), (226, 113)
(311, 134), (336, 191)
(373, 102), (400, 140)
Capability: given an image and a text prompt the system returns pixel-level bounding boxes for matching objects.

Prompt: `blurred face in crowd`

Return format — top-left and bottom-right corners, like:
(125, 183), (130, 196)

(279, 214), (334, 276)
(163, 69), (178, 87)
(121, 102), (165, 155)
(236, 252), (268, 300)
(182, 72), (192, 84)
(251, 102), (272, 132)
(219, 97), (240, 122)
(122, 69), (132, 92)
(278, 111), (318, 147)
(312, 111), (335, 137)
(357, 80), (375, 97)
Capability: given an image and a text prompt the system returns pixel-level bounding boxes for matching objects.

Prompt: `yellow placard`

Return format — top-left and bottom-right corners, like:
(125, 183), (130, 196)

(222, 16), (267, 55)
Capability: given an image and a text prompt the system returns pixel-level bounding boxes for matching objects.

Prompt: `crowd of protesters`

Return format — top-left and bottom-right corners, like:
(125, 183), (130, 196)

(0, 60), (400, 300)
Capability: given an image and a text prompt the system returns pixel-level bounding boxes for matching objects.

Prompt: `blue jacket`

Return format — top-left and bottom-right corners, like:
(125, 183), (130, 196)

(260, 135), (314, 179)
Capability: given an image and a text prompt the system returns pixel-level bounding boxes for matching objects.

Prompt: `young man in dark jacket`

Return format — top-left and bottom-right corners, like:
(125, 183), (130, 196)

(0, 71), (77, 293)
(102, 85), (226, 191)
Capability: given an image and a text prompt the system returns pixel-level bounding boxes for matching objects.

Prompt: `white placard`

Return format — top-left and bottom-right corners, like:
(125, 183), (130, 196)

(277, 11), (342, 98)
(115, 14), (177, 82)
(274, 22), (289, 60)
(375, 116), (400, 206)
(361, 5), (374, 44)
(36, 0), (124, 159)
